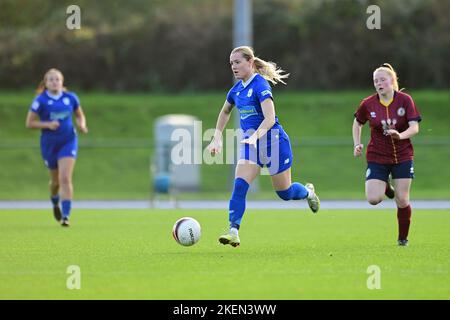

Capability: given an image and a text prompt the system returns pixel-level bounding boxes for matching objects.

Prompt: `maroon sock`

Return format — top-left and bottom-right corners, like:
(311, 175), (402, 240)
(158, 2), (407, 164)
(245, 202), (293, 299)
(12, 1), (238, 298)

(397, 205), (412, 240)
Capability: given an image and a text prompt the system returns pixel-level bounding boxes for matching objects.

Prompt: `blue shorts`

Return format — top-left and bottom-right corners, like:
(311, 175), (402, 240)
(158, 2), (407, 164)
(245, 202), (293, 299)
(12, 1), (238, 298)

(40, 135), (78, 169)
(366, 160), (414, 182)
(240, 133), (293, 176)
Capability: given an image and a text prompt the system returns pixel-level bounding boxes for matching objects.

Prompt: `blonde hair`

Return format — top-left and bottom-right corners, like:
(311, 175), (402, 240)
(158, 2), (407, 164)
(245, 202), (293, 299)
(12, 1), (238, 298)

(231, 46), (289, 85)
(373, 63), (399, 91)
(36, 68), (67, 93)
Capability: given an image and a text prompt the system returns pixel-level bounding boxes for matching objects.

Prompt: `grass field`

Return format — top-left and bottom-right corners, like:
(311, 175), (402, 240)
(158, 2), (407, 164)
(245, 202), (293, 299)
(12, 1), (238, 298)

(1, 208), (449, 299)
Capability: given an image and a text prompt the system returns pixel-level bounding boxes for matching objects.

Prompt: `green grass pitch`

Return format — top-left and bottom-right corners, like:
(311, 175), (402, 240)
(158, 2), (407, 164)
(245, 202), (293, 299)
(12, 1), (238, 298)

(1, 209), (449, 299)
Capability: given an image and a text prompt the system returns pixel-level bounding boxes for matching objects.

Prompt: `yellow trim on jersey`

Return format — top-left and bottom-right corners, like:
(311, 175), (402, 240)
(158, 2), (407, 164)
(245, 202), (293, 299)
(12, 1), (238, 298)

(380, 97), (393, 107)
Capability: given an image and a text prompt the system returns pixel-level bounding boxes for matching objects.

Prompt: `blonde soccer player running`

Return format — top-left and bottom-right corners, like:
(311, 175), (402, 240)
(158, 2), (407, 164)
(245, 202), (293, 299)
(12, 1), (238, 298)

(353, 63), (421, 246)
(207, 46), (320, 247)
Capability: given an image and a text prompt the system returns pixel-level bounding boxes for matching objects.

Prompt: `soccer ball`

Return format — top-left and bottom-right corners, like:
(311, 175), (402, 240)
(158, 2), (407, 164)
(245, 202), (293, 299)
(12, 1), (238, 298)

(172, 217), (201, 246)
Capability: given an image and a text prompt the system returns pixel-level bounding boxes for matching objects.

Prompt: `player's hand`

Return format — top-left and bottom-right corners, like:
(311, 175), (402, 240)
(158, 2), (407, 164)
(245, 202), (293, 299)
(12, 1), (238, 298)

(79, 125), (88, 134)
(241, 135), (257, 147)
(354, 143), (363, 157)
(207, 138), (222, 155)
(386, 129), (401, 140)
(47, 121), (60, 130)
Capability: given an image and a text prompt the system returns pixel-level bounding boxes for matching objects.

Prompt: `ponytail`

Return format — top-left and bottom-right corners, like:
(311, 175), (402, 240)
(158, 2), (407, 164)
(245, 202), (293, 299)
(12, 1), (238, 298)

(36, 80), (46, 94)
(231, 46), (289, 85)
(253, 57), (289, 85)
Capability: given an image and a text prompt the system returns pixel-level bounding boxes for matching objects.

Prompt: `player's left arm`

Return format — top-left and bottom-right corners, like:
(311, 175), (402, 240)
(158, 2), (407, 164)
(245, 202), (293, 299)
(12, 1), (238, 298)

(241, 98), (276, 146)
(74, 106), (88, 134)
(387, 121), (419, 140)
(387, 95), (420, 140)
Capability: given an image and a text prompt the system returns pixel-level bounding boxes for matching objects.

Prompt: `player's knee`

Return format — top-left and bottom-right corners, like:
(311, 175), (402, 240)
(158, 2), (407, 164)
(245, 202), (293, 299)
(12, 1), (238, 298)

(367, 196), (382, 205)
(395, 197), (409, 208)
(49, 180), (59, 188)
(59, 175), (72, 186)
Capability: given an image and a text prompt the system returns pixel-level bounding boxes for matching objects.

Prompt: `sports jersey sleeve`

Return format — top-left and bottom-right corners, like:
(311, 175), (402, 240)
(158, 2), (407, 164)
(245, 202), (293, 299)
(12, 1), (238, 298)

(354, 100), (368, 124)
(29, 98), (42, 114)
(256, 80), (273, 103)
(69, 92), (81, 110)
(404, 95), (422, 123)
(226, 88), (235, 105)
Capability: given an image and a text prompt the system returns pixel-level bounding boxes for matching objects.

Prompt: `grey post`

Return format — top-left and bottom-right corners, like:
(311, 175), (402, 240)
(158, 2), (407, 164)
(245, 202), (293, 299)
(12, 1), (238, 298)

(233, 0), (259, 191)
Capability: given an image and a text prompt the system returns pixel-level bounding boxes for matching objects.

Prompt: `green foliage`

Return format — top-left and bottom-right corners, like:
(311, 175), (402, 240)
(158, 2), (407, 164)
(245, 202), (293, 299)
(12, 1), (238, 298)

(0, 0), (449, 90)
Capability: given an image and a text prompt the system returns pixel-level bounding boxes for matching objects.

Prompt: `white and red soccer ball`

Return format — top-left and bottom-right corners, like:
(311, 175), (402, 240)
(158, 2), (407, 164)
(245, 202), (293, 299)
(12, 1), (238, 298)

(172, 217), (201, 246)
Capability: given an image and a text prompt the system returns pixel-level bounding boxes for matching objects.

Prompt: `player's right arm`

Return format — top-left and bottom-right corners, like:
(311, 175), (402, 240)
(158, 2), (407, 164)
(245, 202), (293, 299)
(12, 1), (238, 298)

(352, 118), (364, 157)
(208, 100), (234, 155)
(25, 111), (59, 130)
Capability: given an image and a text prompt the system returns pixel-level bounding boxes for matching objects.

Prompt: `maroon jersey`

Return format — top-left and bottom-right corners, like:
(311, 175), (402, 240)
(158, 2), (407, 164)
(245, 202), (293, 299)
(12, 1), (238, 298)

(354, 91), (421, 164)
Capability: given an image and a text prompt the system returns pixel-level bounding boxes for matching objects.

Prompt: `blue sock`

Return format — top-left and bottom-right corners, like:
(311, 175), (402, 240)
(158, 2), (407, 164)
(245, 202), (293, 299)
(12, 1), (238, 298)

(51, 195), (60, 206)
(276, 182), (309, 200)
(61, 200), (72, 219)
(229, 178), (250, 229)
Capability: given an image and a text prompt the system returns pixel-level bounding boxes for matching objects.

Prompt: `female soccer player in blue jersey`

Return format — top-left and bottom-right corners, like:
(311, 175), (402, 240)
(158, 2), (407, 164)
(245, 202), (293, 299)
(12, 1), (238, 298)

(207, 46), (320, 247)
(26, 69), (88, 227)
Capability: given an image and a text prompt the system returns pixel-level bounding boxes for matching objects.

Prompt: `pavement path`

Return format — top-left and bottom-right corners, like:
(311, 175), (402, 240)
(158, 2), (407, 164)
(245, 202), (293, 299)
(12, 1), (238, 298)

(1, 200), (450, 210)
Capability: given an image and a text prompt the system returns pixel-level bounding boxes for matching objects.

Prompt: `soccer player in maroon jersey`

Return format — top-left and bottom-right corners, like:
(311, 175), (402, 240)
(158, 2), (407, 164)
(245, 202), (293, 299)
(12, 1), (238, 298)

(352, 63), (421, 246)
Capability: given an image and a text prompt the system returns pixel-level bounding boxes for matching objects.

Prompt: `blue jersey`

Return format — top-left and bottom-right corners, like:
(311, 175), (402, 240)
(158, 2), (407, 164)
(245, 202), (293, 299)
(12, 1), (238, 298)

(226, 73), (286, 138)
(30, 90), (80, 140)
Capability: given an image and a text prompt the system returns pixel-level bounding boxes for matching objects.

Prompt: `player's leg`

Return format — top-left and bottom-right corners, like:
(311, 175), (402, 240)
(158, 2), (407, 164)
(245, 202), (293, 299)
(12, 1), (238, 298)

(270, 133), (319, 213)
(271, 168), (319, 213)
(49, 169), (62, 222)
(365, 162), (390, 205)
(219, 160), (260, 247)
(365, 180), (386, 205)
(230, 160), (260, 228)
(49, 169), (59, 196)
(57, 136), (78, 226)
(385, 176), (395, 199)
(41, 138), (61, 222)
(393, 178), (412, 246)
(392, 160), (415, 246)
(58, 157), (76, 226)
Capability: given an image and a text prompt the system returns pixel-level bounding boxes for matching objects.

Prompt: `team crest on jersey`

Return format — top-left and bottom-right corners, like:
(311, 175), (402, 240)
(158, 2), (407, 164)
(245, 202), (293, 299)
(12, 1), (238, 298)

(247, 89), (253, 97)
(63, 97), (70, 105)
(397, 107), (405, 116)
(370, 112), (376, 118)
(48, 100), (54, 105)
